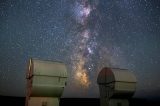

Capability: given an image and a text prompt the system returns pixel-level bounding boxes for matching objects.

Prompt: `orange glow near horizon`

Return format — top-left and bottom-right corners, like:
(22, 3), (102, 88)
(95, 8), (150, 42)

(74, 58), (90, 88)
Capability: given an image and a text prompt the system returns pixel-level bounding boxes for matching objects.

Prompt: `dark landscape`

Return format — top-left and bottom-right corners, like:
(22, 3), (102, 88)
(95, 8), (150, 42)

(0, 96), (160, 106)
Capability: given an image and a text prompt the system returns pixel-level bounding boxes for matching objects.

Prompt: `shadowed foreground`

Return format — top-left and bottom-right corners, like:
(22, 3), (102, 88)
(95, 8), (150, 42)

(0, 96), (160, 106)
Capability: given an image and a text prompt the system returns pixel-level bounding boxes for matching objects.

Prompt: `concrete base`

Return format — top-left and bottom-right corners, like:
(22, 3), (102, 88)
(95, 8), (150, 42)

(100, 98), (129, 106)
(28, 97), (59, 106)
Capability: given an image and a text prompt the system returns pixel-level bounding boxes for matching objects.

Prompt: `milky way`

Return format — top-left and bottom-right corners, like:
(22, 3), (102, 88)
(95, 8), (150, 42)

(70, 0), (97, 89)
(0, 0), (160, 98)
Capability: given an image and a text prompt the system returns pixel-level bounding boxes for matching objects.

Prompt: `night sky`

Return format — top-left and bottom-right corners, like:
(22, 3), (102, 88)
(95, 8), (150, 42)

(0, 0), (160, 98)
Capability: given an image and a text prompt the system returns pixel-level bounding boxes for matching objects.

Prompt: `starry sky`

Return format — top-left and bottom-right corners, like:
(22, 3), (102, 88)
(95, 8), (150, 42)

(0, 0), (160, 98)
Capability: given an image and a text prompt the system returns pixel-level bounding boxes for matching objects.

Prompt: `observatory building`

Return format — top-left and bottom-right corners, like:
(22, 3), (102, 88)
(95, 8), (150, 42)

(97, 67), (137, 106)
(25, 58), (68, 106)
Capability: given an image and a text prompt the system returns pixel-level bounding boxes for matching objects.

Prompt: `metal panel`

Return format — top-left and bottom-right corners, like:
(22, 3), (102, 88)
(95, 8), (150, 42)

(112, 69), (136, 83)
(32, 59), (67, 77)
(97, 67), (136, 84)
